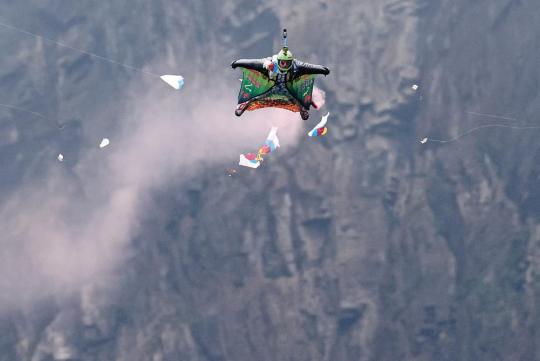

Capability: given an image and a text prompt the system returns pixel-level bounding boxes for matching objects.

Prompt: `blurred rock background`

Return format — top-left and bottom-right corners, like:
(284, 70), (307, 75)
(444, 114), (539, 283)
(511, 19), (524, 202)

(0, 0), (539, 360)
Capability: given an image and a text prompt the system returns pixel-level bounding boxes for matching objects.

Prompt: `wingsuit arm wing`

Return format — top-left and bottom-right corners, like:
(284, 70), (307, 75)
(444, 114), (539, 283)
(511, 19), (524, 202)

(231, 59), (268, 73)
(294, 61), (330, 76)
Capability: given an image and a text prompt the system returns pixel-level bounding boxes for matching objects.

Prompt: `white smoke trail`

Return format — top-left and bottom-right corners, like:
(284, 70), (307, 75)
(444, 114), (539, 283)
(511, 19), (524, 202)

(0, 80), (304, 311)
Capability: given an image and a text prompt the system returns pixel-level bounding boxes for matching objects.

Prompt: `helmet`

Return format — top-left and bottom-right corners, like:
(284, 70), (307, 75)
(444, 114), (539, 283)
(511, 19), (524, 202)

(277, 47), (293, 72)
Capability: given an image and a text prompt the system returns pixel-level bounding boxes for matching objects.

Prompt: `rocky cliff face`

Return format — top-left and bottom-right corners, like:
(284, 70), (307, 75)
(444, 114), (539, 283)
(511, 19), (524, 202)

(0, 0), (539, 360)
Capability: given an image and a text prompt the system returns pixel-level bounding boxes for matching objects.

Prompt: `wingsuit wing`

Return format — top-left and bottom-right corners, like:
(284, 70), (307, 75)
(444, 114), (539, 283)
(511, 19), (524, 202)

(232, 58), (330, 112)
(232, 59), (275, 104)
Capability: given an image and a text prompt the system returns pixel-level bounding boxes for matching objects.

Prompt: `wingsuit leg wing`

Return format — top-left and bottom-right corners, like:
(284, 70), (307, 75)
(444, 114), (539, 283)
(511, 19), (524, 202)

(232, 59), (279, 115)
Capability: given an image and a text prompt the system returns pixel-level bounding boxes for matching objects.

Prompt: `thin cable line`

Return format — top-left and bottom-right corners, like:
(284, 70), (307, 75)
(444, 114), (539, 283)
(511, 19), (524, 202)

(426, 124), (540, 144)
(466, 111), (517, 121)
(0, 18), (159, 77)
(0, 103), (65, 129)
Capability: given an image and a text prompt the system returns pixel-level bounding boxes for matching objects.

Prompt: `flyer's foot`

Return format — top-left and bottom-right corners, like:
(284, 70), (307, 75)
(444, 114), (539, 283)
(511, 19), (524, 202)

(300, 109), (309, 120)
(235, 103), (247, 117)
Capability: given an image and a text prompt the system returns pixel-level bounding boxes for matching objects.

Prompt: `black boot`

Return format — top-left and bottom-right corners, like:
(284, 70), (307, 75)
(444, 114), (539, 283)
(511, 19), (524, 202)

(235, 103), (248, 117)
(300, 108), (309, 120)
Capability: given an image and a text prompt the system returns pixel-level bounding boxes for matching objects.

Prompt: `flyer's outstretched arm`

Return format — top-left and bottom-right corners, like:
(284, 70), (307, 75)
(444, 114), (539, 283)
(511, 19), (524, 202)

(231, 59), (267, 73)
(295, 61), (330, 77)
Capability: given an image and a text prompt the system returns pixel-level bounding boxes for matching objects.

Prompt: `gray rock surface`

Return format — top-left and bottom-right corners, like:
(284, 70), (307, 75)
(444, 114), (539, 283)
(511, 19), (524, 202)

(0, 0), (539, 360)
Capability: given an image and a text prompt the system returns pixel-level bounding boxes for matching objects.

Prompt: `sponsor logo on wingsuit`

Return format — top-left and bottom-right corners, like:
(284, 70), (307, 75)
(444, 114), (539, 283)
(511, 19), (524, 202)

(247, 70), (261, 89)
